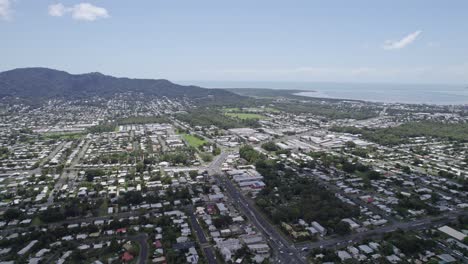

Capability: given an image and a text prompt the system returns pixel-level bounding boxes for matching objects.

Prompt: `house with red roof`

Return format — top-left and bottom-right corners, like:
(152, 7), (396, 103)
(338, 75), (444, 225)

(122, 251), (134, 262)
(116, 228), (127, 234)
(154, 240), (163, 249)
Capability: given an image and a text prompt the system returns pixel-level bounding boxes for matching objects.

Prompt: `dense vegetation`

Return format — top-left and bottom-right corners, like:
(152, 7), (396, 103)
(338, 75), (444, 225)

(383, 230), (436, 255)
(309, 151), (382, 187)
(272, 101), (379, 120)
(331, 121), (468, 145)
(87, 123), (116, 133)
(261, 141), (280, 152)
(160, 151), (193, 165)
(117, 116), (169, 125)
(176, 109), (260, 129)
(0, 67), (242, 102)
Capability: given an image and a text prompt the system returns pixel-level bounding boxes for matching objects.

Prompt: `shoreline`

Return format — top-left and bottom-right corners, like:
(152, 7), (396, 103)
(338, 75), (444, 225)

(294, 91), (468, 106)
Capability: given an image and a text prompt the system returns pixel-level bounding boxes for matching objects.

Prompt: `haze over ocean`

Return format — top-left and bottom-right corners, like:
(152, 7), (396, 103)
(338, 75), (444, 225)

(182, 81), (468, 105)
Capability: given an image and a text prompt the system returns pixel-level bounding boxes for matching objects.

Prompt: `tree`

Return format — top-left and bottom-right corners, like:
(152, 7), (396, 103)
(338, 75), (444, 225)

(402, 166), (411, 174)
(85, 169), (105, 182)
(368, 170), (381, 180)
(342, 161), (356, 173)
(213, 215), (233, 229)
(262, 141), (279, 152)
(345, 141), (356, 148)
(109, 238), (120, 252)
(335, 221), (351, 235)
(120, 191), (143, 205)
(189, 170), (198, 180)
(239, 145), (264, 164)
(380, 243), (394, 256)
(200, 153), (213, 162)
(136, 162), (145, 173)
(3, 208), (22, 221)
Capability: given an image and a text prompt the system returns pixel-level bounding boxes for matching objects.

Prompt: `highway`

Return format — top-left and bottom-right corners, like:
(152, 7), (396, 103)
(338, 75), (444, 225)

(207, 150), (306, 264)
(206, 148), (468, 264)
(296, 210), (466, 252)
(213, 174), (305, 264)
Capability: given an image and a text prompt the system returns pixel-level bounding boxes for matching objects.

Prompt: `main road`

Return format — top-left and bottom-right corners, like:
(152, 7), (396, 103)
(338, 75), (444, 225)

(207, 149), (467, 264)
(207, 150), (306, 264)
(295, 210), (466, 252)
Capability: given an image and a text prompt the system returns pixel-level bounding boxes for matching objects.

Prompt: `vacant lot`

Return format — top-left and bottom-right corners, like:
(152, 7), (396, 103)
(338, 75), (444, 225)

(182, 134), (206, 148)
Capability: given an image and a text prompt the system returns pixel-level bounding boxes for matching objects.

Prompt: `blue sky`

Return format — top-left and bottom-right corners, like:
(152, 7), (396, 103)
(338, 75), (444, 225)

(1, 0), (467, 84)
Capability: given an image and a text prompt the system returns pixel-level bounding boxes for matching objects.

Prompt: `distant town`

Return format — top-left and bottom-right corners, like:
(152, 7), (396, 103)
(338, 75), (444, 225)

(0, 70), (467, 264)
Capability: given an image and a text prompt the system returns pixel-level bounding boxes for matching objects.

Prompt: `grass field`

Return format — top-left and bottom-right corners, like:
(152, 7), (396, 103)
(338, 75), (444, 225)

(98, 199), (108, 216)
(31, 216), (43, 226)
(43, 132), (84, 140)
(223, 107), (241, 112)
(225, 112), (266, 120)
(182, 134), (206, 148)
(223, 107), (279, 113)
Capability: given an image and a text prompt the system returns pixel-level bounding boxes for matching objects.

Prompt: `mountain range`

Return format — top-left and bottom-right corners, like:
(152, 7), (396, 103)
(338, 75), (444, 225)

(0, 68), (242, 103)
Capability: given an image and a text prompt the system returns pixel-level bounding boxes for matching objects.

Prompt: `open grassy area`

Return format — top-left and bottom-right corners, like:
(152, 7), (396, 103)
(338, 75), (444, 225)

(43, 132), (84, 140)
(98, 199), (108, 216)
(225, 112), (266, 120)
(223, 107), (241, 112)
(182, 134), (206, 148)
(31, 216), (43, 226)
(223, 107), (279, 113)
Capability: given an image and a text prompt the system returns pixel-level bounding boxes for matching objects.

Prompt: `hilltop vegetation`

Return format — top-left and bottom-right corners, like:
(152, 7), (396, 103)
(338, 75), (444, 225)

(0, 67), (242, 103)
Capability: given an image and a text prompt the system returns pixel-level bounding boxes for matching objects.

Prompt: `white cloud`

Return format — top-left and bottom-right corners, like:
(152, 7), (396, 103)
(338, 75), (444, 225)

(48, 2), (109, 21)
(383, 30), (422, 50)
(0, 0), (12, 21)
(71, 3), (109, 21)
(48, 3), (67, 17)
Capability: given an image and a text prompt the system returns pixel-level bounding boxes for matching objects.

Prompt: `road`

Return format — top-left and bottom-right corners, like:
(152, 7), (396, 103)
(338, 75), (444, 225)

(207, 148), (467, 264)
(300, 169), (397, 224)
(206, 149), (305, 263)
(7, 141), (67, 176)
(295, 210), (466, 252)
(213, 174), (306, 264)
(0, 207), (164, 236)
(45, 139), (91, 205)
(208, 150), (306, 263)
(128, 233), (149, 264)
(84, 233), (149, 264)
(187, 206), (218, 264)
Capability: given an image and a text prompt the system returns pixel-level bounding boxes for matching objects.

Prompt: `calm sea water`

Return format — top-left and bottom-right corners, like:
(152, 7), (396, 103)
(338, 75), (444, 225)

(182, 81), (468, 105)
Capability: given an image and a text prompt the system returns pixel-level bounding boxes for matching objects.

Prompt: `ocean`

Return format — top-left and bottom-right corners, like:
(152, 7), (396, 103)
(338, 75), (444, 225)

(181, 81), (468, 105)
